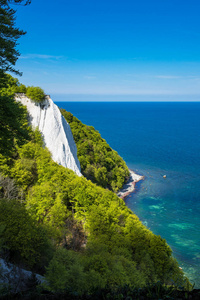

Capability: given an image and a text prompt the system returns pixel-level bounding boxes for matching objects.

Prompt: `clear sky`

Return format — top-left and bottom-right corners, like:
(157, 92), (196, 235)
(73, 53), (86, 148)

(13, 0), (200, 101)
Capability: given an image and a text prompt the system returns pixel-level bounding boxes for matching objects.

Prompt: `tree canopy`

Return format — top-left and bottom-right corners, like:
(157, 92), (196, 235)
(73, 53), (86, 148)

(61, 109), (130, 192)
(0, 0), (28, 87)
(26, 86), (45, 103)
(0, 76), (191, 297)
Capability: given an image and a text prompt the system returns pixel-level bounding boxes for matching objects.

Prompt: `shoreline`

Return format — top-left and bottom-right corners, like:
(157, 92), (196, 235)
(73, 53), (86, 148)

(117, 169), (144, 199)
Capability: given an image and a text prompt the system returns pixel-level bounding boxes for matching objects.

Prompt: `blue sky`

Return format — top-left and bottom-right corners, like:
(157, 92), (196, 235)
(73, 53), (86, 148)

(13, 0), (200, 101)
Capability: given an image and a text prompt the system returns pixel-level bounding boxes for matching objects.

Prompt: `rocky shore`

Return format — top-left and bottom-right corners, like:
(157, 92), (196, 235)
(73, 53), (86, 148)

(117, 169), (144, 199)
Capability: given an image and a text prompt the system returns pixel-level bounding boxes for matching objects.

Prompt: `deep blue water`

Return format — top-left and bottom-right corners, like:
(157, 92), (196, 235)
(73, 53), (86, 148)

(56, 101), (200, 287)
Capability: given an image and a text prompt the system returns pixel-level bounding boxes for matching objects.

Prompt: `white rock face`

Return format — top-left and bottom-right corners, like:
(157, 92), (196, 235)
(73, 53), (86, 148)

(15, 94), (81, 176)
(0, 258), (46, 292)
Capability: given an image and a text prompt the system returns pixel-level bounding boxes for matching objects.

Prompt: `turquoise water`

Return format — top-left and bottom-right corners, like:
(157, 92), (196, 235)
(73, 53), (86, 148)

(56, 101), (200, 286)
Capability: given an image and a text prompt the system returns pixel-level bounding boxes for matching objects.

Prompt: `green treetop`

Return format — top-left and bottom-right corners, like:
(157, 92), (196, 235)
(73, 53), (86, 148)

(0, 0), (25, 85)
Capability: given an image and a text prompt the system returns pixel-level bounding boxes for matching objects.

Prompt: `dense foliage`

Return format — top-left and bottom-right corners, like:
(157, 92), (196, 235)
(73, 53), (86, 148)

(1, 134), (187, 294)
(0, 76), (190, 298)
(0, 199), (51, 270)
(1, 73), (45, 103)
(0, 76), (44, 167)
(0, 77), (31, 161)
(26, 86), (45, 103)
(61, 109), (129, 192)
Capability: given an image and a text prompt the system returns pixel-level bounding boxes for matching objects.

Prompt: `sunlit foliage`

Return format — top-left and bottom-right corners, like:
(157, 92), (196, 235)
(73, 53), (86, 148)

(0, 75), (189, 296)
(61, 109), (130, 192)
(26, 86), (45, 103)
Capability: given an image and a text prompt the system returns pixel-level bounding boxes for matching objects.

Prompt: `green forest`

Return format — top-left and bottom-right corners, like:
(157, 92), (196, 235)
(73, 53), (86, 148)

(61, 109), (129, 192)
(0, 75), (191, 298)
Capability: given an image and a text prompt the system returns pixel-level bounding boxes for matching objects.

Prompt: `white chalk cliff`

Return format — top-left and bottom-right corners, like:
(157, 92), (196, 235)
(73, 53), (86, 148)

(15, 94), (81, 176)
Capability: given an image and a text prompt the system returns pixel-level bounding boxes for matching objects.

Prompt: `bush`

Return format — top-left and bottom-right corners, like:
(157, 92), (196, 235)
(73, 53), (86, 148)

(26, 86), (45, 103)
(15, 84), (27, 93)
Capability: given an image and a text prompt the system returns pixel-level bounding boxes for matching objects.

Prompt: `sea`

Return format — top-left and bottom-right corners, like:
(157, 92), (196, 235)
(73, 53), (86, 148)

(56, 101), (200, 287)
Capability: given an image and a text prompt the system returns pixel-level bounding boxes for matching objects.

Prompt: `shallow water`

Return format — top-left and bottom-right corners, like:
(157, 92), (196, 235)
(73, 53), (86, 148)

(56, 101), (200, 287)
(126, 163), (200, 286)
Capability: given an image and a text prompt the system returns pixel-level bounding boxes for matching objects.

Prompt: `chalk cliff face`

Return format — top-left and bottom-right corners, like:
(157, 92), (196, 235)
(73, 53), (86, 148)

(0, 258), (45, 292)
(15, 94), (81, 176)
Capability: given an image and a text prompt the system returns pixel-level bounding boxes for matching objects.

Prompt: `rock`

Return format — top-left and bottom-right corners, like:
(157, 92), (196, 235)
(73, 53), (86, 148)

(15, 94), (81, 176)
(0, 258), (46, 292)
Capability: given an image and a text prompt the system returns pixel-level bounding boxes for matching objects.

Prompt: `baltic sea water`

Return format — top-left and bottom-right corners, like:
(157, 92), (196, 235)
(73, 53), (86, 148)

(56, 101), (200, 287)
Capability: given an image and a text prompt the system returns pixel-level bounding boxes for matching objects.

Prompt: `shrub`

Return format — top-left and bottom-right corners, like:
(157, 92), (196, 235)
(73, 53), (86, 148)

(26, 86), (45, 103)
(15, 84), (27, 93)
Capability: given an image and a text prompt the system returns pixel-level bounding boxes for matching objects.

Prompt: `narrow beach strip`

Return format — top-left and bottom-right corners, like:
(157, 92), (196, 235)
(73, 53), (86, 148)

(117, 169), (144, 199)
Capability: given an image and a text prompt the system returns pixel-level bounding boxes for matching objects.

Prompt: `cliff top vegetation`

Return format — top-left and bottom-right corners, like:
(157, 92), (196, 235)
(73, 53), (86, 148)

(61, 109), (129, 192)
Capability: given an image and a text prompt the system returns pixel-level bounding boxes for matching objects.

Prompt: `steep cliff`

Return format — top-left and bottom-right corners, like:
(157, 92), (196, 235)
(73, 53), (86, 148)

(15, 94), (81, 176)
